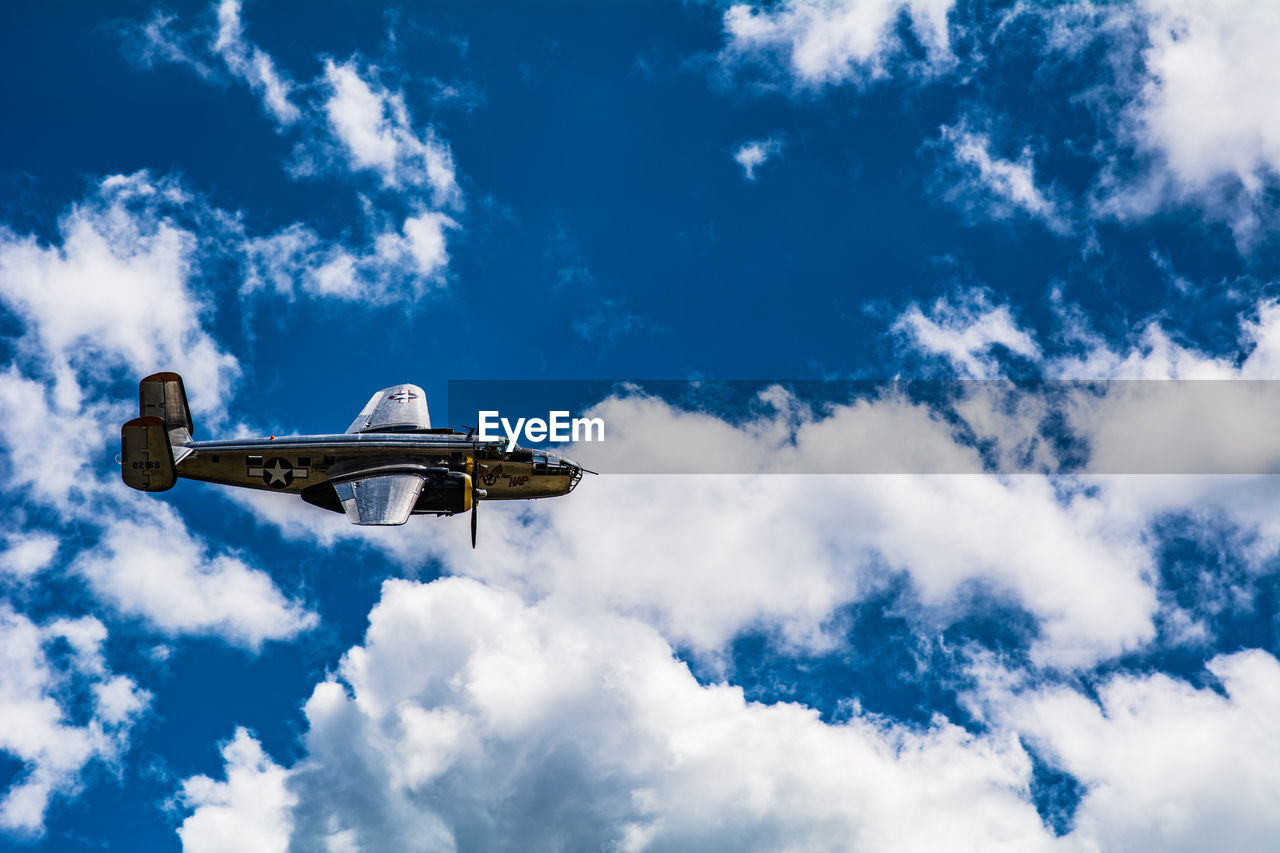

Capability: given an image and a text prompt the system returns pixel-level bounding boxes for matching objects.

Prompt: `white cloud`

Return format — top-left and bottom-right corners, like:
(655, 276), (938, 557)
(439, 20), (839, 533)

(121, 8), (468, 292)
(0, 607), (149, 836)
(124, 10), (217, 79)
(0, 380), (318, 650)
(183, 577), (1063, 852)
(249, 389), (1159, 669)
(122, 2), (298, 126)
(733, 137), (783, 180)
(126, 10), (465, 212)
(894, 291), (1042, 377)
(1081, 0), (1280, 246)
(0, 169), (321, 831)
(0, 532), (58, 580)
(936, 123), (1069, 233)
(211, 0), (301, 125)
(180, 579), (1280, 851)
(178, 727), (295, 853)
(0, 369), (116, 510)
(210, 283), (1280, 675)
(0, 174), (317, 650)
(720, 0), (957, 91)
(0, 171), (240, 421)
(397, 210), (456, 278)
(991, 649), (1280, 851)
(166, 282), (1280, 846)
(243, 210), (457, 303)
(73, 504), (316, 651)
(320, 59), (461, 206)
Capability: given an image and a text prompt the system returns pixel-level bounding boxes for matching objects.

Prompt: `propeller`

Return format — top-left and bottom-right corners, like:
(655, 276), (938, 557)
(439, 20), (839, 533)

(470, 442), (486, 549)
(471, 499), (478, 547)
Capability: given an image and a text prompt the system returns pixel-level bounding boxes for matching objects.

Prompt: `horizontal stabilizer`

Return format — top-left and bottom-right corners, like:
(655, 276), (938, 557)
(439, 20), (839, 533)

(121, 417), (177, 492)
(334, 473), (426, 525)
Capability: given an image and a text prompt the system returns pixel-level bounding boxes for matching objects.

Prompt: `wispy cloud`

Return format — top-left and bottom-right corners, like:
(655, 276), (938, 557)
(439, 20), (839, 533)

(243, 209), (458, 304)
(310, 58), (460, 205)
(733, 136), (783, 181)
(894, 289), (1043, 377)
(121, 2), (467, 293)
(933, 122), (1070, 234)
(211, 0), (300, 125)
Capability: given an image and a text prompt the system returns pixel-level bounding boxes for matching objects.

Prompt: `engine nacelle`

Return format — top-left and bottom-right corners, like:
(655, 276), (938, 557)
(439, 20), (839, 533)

(413, 472), (473, 514)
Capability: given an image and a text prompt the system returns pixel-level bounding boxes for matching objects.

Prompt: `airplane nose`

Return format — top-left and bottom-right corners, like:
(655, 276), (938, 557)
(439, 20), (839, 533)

(542, 449), (591, 491)
(559, 454), (585, 491)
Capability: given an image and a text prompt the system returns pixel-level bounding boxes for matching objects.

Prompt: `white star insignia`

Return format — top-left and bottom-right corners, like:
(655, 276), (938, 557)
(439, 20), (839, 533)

(264, 459), (291, 486)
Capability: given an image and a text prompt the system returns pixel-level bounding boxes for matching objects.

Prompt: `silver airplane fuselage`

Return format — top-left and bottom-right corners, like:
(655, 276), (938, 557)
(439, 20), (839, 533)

(121, 374), (584, 541)
(175, 432), (581, 503)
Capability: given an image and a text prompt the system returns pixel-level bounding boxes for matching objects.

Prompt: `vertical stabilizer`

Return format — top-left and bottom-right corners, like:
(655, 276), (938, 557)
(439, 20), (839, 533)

(121, 417), (177, 491)
(139, 372), (194, 453)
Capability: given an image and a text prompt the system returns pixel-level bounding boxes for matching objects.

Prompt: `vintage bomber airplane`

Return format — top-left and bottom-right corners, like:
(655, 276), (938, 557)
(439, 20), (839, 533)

(120, 372), (585, 547)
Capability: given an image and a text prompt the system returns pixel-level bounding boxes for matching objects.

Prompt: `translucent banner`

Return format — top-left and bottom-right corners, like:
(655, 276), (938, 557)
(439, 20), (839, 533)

(446, 380), (1280, 474)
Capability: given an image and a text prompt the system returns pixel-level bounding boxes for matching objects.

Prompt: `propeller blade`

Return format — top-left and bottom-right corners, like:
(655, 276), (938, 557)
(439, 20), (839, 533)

(470, 453), (480, 549)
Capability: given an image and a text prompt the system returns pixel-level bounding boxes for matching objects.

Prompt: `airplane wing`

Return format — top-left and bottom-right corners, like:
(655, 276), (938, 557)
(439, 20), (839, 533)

(300, 463), (473, 527)
(346, 384), (431, 433)
(332, 473), (426, 525)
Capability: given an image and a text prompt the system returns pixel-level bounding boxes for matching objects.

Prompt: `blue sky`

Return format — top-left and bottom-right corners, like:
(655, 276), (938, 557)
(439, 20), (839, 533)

(3, 1), (1280, 850)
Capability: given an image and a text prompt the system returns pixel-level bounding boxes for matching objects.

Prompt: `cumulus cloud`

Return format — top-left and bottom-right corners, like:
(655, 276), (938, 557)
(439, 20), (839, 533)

(1044, 0), (1280, 246)
(182, 577), (1061, 852)
(73, 505), (317, 650)
(178, 727), (295, 853)
(0, 532), (58, 580)
(892, 288), (1280, 476)
(0, 172), (240, 419)
(180, 578), (1280, 851)
(935, 123), (1069, 233)
(247, 391), (1159, 669)
(122, 5), (467, 293)
(126, 6), (463, 211)
(715, 1), (1280, 245)
(988, 649), (1280, 851)
(0, 369), (119, 510)
(0, 169), (320, 831)
(0, 174), (316, 649)
(1109, 1), (1280, 241)
(720, 0), (957, 91)
(0, 607), (149, 836)
(165, 282), (1280, 847)
(232, 289), (1280, 674)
